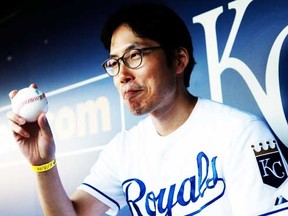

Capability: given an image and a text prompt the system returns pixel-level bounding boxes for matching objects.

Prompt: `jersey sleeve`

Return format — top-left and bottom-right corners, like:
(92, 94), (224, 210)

(222, 119), (288, 215)
(78, 133), (127, 216)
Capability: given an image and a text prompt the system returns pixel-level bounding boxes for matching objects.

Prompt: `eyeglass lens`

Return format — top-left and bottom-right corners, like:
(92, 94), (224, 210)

(103, 49), (143, 76)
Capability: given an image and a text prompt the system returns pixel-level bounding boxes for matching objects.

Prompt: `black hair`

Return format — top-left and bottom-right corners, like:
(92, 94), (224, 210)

(101, 2), (196, 87)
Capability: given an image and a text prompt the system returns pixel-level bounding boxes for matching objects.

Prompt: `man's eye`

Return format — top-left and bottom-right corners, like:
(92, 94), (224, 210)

(107, 60), (118, 67)
(129, 51), (141, 60)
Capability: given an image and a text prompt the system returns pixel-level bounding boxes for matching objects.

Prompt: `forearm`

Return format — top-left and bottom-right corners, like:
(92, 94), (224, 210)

(35, 165), (76, 216)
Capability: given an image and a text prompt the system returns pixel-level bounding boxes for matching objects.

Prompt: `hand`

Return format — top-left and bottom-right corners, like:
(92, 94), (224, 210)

(7, 84), (55, 166)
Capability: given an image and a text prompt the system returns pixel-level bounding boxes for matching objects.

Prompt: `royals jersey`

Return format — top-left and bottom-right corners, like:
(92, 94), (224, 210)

(79, 98), (288, 215)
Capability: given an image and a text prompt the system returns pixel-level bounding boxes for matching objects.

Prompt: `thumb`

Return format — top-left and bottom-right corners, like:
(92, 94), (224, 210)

(37, 113), (55, 161)
(38, 113), (53, 140)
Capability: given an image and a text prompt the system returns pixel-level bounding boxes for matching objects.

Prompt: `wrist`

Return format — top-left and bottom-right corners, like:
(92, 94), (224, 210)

(31, 158), (56, 173)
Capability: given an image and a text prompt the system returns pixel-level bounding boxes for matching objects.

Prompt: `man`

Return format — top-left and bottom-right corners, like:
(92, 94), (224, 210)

(7, 2), (288, 216)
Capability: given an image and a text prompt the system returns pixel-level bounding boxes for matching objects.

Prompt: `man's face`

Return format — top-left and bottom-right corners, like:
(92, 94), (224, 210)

(110, 25), (178, 116)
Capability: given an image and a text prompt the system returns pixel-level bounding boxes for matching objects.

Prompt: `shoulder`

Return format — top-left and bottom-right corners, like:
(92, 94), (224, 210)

(195, 98), (273, 139)
(196, 98), (260, 123)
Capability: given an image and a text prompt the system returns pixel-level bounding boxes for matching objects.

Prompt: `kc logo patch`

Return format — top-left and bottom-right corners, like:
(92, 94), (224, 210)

(252, 140), (288, 188)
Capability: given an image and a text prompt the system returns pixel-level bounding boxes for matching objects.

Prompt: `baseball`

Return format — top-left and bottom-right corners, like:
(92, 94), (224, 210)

(11, 87), (48, 122)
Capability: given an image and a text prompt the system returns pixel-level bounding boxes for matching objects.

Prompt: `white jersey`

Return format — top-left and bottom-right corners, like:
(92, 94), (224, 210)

(79, 98), (288, 215)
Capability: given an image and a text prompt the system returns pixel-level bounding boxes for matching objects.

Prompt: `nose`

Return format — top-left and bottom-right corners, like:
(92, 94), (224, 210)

(118, 62), (134, 84)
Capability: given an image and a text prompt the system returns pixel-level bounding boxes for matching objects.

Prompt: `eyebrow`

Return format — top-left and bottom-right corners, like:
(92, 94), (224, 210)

(109, 43), (142, 58)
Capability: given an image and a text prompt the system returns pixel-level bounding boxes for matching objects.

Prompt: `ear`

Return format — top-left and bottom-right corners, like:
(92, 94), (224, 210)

(175, 47), (189, 75)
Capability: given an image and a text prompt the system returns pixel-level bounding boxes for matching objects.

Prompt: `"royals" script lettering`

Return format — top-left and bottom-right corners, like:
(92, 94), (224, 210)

(122, 152), (226, 215)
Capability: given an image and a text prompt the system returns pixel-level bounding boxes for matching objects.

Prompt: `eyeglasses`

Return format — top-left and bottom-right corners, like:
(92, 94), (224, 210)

(102, 46), (162, 77)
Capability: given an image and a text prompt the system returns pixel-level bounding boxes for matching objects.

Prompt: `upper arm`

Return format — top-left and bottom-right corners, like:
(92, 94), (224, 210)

(70, 189), (109, 216)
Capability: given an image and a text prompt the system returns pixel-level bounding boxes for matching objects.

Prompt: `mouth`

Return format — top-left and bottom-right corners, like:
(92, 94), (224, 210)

(124, 89), (142, 101)
(122, 83), (143, 101)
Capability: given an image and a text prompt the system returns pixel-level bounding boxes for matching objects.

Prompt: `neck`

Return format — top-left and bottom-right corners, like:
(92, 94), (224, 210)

(150, 89), (197, 136)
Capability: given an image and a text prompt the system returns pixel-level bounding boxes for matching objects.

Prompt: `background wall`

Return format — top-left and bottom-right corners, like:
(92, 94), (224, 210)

(0, 0), (287, 215)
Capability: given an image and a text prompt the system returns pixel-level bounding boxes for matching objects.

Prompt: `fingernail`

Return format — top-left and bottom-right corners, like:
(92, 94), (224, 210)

(18, 118), (26, 125)
(24, 132), (30, 138)
(43, 114), (47, 124)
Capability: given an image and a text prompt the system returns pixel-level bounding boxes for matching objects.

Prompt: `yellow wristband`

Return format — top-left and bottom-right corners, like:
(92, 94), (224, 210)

(32, 159), (56, 173)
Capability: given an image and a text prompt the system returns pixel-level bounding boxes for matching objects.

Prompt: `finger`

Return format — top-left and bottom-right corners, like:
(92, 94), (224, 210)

(9, 90), (18, 100)
(6, 111), (26, 125)
(38, 113), (53, 138)
(29, 83), (38, 89)
(8, 117), (30, 138)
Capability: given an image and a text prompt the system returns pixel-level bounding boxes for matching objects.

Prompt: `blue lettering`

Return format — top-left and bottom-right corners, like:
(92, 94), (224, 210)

(122, 152), (226, 215)
(178, 177), (193, 204)
(146, 191), (156, 215)
(197, 152), (210, 195)
(123, 178), (146, 215)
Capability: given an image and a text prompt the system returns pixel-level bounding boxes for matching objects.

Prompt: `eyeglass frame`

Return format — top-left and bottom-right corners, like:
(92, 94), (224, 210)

(102, 46), (162, 77)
